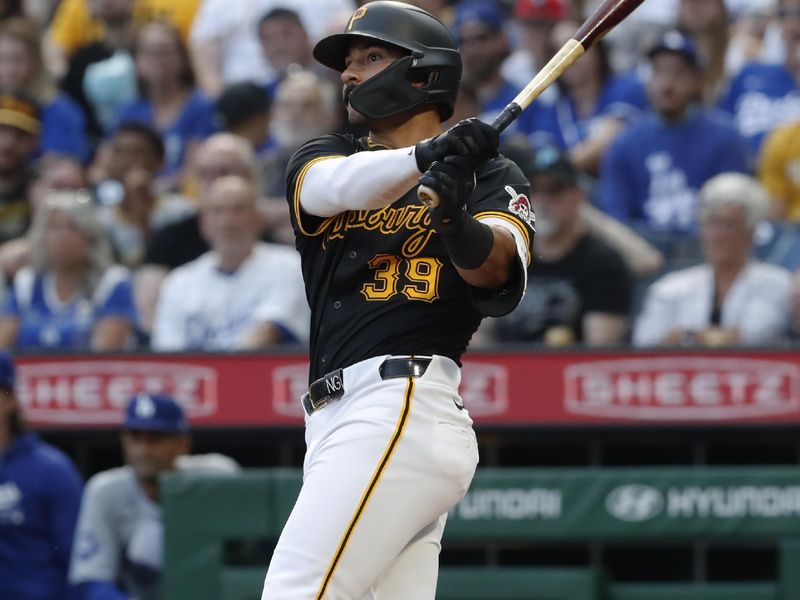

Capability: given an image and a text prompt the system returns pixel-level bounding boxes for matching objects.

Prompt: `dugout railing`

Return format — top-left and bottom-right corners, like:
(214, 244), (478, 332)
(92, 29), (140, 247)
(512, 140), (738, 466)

(161, 467), (800, 600)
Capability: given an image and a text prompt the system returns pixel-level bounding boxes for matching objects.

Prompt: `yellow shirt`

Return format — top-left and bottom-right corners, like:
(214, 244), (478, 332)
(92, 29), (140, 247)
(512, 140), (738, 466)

(48, 0), (201, 55)
(758, 121), (800, 221)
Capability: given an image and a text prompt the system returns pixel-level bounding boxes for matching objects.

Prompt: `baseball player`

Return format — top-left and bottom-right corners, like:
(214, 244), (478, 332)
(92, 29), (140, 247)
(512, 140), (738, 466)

(69, 393), (239, 600)
(261, 2), (535, 599)
(0, 351), (83, 600)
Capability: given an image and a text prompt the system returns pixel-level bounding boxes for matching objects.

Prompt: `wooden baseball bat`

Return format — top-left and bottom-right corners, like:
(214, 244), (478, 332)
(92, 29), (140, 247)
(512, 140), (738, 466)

(418, 0), (647, 207)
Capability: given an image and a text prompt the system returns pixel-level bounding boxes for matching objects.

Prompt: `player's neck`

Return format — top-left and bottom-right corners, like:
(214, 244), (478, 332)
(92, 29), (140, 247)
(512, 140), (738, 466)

(368, 111), (442, 149)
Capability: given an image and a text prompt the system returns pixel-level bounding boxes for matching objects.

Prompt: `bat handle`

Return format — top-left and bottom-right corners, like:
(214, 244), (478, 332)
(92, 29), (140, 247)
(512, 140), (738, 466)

(418, 103), (521, 207)
(491, 103), (522, 135)
(417, 184), (439, 208)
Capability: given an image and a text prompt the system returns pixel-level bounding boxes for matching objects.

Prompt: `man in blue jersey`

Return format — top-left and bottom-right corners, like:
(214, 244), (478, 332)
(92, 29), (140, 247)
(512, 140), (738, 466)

(0, 351), (83, 600)
(598, 30), (750, 258)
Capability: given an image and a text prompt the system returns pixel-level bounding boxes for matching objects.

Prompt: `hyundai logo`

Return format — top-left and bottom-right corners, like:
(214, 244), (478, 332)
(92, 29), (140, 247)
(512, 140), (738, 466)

(605, 484), (664, 522)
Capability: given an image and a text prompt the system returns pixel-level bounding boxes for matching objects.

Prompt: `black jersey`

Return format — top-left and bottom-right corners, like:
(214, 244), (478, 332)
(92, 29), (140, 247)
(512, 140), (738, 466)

(287, 134), (534, 382)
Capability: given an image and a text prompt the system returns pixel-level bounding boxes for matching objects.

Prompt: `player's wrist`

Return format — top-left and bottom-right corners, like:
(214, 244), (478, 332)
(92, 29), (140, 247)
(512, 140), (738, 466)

(435, 214), (494, 270)
(429, 201), (466, 235)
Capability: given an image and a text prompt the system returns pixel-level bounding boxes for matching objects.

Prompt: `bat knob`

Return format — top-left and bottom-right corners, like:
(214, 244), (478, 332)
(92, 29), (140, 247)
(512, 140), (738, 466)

(417, 184), (439, 208)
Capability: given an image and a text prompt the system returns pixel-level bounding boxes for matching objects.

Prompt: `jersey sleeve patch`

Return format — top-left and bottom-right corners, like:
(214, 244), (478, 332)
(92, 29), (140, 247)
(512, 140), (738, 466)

(503, 185), (535, 229)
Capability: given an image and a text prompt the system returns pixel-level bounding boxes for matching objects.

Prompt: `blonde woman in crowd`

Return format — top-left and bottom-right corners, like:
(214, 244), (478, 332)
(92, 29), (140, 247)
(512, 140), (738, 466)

(0, 190), (137, 350)
(634, 173), (792, 347)
(0, 154), (87, 281)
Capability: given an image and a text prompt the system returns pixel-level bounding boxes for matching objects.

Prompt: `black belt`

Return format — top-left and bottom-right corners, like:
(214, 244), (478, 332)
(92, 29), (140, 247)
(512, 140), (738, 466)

(301, 357), (432, 416)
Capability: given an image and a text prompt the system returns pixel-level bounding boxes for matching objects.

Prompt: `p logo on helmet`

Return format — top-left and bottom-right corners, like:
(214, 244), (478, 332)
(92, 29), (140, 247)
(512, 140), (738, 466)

(347, 6), (368, 31)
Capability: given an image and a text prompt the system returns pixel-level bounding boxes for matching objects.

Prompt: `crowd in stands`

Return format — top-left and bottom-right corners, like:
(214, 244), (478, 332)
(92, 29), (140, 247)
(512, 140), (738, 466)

(6, 4), (800, 598)
(0, 0), (792, 356)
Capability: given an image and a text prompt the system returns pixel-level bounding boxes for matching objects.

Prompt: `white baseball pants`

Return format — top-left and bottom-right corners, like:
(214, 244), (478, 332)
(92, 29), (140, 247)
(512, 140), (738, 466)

(261, 354), (479, 600)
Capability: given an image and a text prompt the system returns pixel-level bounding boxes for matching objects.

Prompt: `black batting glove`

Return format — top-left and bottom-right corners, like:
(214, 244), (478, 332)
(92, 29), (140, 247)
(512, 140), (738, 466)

(418, 156), (477, 235)
(420, 156), (495, 270)
(415, 117), (499, 173)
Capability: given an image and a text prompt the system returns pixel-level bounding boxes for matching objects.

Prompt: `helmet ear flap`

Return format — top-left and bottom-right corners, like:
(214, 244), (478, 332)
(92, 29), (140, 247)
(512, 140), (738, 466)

(405, 66), (458, 121)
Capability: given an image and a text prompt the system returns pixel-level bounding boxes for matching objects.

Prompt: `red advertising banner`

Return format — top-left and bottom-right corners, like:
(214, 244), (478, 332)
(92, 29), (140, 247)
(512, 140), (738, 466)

(15, 350), (800, 428)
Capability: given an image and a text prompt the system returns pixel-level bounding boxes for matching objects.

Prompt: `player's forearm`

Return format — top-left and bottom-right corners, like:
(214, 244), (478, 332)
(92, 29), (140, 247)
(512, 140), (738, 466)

(455, 226), (517, 289)
(300, 148), (422, 216)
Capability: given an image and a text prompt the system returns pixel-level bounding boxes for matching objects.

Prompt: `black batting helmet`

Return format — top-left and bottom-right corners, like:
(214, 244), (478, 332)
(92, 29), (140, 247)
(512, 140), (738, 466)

(313, 1), (461, 121)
